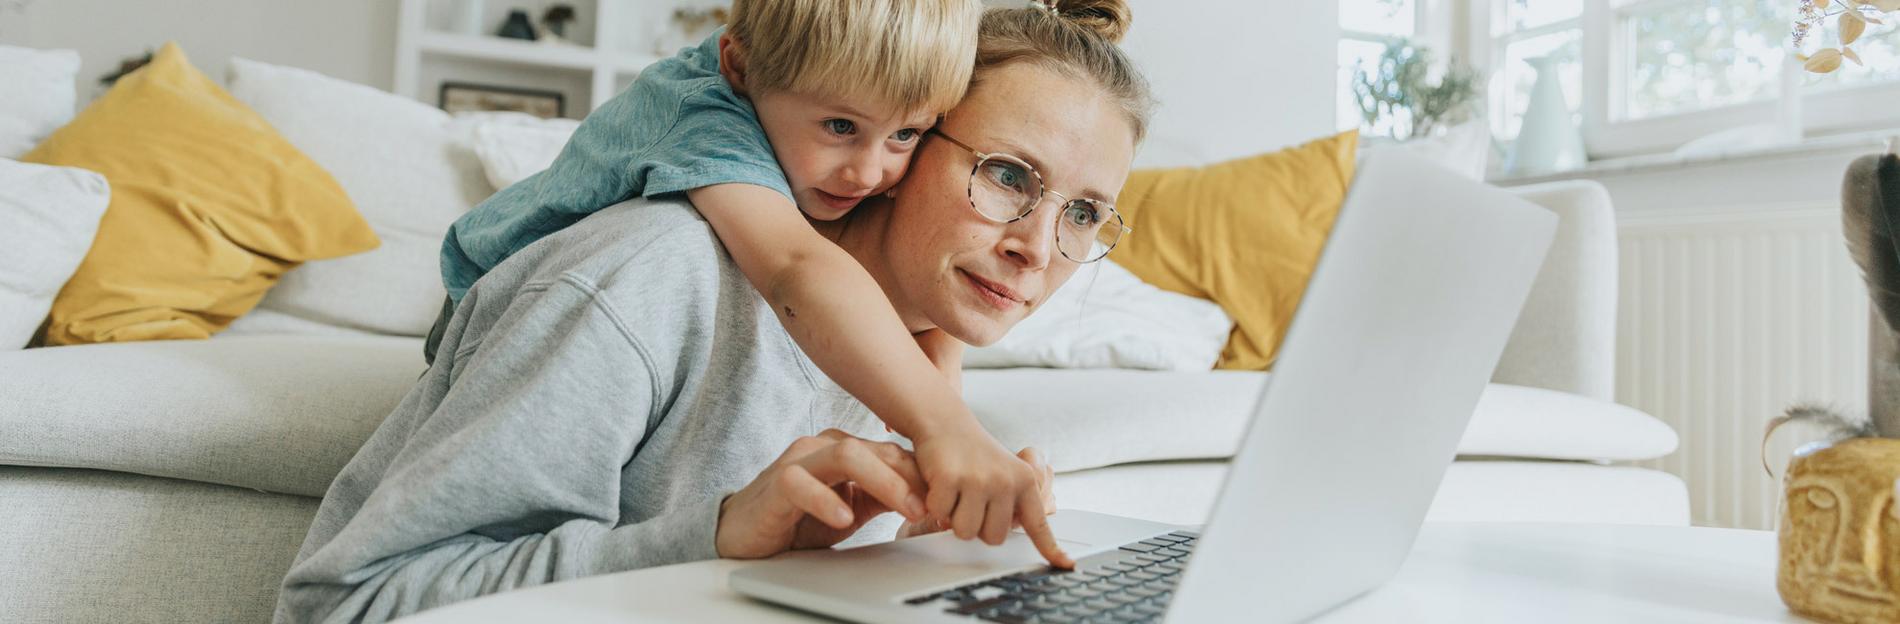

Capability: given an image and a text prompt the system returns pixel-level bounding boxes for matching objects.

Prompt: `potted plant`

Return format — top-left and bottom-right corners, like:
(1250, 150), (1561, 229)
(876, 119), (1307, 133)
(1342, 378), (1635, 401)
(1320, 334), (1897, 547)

(1348, 39), (1481, 141)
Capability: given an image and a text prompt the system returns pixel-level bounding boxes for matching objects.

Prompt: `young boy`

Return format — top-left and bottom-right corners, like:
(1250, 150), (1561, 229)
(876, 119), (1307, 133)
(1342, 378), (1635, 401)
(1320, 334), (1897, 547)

(434, 0), (1072, 567)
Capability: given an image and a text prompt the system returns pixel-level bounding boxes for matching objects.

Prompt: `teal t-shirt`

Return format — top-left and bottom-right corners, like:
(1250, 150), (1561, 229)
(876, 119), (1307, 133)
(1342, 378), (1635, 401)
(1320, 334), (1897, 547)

(440, 29), (792, 302)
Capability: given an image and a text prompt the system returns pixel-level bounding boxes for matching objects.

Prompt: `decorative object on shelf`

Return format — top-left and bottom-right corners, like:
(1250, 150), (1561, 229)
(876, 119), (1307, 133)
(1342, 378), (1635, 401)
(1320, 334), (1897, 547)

(539, 4), (576, 43)
(497, 9), (537, 41)
(446, 0), (485, 35)
(654, 5), (729, 55)
(1503, 54), (1586, 176)
(97, 50), (153, 87)
(1792, 0), (1900, 73)
(1776, 437), (1900, 623)
(439, 81), (563, 118)
(1768, 141), (1900, 624)
(1349, 39), (1481, 141)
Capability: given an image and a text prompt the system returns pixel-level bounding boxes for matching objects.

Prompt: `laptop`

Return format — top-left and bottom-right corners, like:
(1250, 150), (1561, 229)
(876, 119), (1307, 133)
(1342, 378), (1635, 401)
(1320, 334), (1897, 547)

(729, 150), (1559, 624)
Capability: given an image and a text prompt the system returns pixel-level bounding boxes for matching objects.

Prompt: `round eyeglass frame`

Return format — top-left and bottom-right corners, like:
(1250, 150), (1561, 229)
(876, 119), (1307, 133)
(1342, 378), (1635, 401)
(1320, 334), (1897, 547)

(927, 128), (1130, 263)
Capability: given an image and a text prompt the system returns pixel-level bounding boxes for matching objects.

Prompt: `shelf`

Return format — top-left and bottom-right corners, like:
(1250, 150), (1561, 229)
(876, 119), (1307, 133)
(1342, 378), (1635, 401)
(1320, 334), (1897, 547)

(417, 31), (661, 74)
(397, 0), (664, 113)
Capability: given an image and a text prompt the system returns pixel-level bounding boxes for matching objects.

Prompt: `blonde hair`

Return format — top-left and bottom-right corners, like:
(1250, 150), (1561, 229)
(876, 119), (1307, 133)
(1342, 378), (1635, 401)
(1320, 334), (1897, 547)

(973, 0), (1153, 142)
(728, 0), (982, 115)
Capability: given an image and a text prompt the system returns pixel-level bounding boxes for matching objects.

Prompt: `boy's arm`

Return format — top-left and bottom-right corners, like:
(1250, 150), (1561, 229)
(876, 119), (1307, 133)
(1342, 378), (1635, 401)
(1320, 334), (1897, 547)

(688, 183), (966, 440)
(915, 327), (965, 396)
(687, 183), (1072, 569)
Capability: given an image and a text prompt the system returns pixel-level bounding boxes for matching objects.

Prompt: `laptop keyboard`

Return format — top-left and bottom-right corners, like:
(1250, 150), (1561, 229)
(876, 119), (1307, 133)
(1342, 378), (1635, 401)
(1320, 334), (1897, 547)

(902, 530), (1199, 624)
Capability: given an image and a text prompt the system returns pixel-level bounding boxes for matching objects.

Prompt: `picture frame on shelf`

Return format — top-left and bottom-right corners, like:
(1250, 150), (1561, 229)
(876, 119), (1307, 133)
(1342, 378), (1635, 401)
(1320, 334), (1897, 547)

(438, 81), (565, 118)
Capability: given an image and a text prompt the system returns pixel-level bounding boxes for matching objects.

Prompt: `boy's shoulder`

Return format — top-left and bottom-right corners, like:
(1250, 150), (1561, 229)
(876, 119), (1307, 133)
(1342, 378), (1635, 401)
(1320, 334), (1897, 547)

(629, 29), (748, 114)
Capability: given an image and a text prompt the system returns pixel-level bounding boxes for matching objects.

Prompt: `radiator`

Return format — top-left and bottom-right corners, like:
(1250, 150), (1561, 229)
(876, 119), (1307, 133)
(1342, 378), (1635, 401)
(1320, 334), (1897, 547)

(1617, 206), (1869, 529)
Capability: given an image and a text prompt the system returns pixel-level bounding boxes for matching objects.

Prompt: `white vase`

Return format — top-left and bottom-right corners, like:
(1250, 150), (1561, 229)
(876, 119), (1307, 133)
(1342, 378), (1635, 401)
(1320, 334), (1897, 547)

(1506, 55), (1586, 176)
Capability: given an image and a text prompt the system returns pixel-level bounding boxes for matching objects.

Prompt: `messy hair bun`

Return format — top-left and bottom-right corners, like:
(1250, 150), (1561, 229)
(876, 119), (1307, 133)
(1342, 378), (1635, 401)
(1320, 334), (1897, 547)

(976, 0), (1153, 141)
(1047, 0), (1132, 45)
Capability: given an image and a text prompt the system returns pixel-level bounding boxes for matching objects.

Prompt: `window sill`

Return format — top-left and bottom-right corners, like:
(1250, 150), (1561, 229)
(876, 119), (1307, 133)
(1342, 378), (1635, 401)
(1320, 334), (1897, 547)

(1489, 129), (1899, 187)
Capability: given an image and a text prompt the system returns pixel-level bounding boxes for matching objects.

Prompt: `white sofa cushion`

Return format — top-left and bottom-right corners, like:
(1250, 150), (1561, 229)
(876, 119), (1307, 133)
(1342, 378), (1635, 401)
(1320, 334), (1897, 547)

(0, 159), (109, 349)
(965, 259), (1232, 371)
(0, 340), (1673, 497)
(0, 336), (426, 497)
(0, 45), (81, 158)
(965, 369), (1678, 473)
(467, 113), (581, 190)
(1053, 460), (1690, 527)
(226, 58), (493, 337)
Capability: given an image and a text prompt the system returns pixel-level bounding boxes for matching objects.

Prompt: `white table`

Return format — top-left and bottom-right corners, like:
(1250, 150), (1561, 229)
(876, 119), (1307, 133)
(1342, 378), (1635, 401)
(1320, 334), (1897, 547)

(399, 523), (1813, 623)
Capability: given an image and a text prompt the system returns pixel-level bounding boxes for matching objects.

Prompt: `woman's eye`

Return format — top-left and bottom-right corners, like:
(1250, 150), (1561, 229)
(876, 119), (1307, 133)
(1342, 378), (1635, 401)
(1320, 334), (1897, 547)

(983, 162), (1029, 192)
(891, 128), (921, 142)
(825, 119), (856, 135)
(1064, 202), (1102, 227)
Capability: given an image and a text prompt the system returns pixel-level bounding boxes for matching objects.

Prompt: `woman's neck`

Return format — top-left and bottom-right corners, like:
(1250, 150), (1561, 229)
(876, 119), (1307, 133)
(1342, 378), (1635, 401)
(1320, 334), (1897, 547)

(812, 199), (936, 334)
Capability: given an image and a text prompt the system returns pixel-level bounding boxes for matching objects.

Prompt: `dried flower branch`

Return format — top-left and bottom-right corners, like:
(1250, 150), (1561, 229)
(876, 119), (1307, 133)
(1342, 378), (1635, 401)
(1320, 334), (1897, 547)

(1793, 0), (1900, 73)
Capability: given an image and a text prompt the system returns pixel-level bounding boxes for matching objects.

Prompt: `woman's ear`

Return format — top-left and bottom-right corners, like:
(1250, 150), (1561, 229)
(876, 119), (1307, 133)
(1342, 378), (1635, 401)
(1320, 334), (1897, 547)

(717, 32), (749, 96)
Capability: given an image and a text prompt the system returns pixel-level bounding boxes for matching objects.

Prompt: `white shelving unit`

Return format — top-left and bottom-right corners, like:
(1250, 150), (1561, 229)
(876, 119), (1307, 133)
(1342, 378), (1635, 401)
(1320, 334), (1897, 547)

(394, 0), (663, 113)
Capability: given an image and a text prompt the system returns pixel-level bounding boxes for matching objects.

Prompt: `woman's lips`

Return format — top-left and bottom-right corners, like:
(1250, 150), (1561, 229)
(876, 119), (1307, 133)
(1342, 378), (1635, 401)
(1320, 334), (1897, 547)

(961, 269), (1025, 311)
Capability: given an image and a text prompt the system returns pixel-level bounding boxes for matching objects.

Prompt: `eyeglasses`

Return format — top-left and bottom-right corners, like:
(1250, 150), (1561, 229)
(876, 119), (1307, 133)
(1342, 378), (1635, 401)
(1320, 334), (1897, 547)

(928, 128), (1130, 264)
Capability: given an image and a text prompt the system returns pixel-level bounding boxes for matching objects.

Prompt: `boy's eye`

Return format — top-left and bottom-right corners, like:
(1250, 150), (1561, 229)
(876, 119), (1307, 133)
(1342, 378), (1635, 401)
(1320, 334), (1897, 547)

(891, 128), (921, 142)
(825, 119), (856, 135)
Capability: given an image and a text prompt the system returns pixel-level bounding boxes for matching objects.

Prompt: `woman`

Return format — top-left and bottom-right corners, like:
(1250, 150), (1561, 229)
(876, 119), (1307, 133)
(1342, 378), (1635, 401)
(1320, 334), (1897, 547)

(275, 2), (1152, 622)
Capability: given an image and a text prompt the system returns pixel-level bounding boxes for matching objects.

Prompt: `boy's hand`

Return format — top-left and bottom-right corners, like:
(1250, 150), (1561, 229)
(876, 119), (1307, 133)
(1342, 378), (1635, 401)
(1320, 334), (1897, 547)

(898, 447), (1056, 540)
(915, 426), (1074, 569)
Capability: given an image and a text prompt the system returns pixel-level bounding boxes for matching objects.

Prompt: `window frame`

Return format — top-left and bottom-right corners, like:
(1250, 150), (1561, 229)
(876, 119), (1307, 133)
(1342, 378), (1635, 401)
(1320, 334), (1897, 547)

(1466, 0), (1900, 160)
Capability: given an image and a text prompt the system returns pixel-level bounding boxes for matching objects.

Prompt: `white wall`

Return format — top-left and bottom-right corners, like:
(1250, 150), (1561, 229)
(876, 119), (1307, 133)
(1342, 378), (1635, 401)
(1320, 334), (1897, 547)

(0, 0), (396, 98)
(1121, 0), (1339, 166)
(1, 0), (1339, 162)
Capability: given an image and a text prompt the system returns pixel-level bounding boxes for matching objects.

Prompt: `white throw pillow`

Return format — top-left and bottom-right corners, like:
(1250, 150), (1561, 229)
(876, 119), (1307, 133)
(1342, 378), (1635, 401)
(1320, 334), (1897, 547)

(0, 45), (81, 158)
(466, 112), (580, 190)
(226, 58), (494, 336)
(1359, 120), (1492, 181)
(964, 259), (1232, 370)
(0, 159), (109, 348)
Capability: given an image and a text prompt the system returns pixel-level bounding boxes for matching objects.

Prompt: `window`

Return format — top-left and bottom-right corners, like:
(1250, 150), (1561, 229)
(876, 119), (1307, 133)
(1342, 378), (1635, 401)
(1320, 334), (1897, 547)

(1338, 0), (1421, 136)
(1475, 0), (1900, 161)
(1618, 0), (1787, 119)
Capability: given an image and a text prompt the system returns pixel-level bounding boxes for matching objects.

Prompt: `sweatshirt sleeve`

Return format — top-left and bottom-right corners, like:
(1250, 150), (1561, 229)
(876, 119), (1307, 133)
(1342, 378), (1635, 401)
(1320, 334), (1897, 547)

(276, 277), (719, 624)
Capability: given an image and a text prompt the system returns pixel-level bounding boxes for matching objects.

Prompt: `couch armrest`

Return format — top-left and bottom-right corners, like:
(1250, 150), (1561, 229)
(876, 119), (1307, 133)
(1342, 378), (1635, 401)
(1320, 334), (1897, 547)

(1493, 180), (1618, 401)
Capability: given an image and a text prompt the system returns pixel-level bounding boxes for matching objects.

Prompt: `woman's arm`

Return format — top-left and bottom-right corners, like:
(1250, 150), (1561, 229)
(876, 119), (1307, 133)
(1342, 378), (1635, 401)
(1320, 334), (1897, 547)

(277, 281), (694, 623)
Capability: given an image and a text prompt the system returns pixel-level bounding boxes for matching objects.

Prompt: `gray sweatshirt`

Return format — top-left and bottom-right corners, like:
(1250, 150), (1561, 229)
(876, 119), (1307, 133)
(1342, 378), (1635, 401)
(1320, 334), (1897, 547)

(275, 198), (886, 623)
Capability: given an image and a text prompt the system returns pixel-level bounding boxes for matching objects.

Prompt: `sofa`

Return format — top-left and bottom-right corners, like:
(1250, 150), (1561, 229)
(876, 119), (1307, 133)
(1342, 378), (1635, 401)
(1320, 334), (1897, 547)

(0, 54), (1685, 623)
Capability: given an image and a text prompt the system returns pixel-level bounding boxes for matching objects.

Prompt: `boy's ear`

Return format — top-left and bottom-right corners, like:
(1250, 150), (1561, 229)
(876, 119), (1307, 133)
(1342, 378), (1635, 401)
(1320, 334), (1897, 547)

(717, 32), (749, 96)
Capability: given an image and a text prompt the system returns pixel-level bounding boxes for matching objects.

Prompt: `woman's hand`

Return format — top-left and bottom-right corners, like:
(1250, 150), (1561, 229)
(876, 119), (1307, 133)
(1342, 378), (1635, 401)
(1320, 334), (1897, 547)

(898, 447), (1057, 540)
(715, 429), (931, 560)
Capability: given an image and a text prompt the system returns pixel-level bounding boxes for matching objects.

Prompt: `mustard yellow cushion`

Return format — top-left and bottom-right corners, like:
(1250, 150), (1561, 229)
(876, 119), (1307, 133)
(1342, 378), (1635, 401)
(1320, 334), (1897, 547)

(23, 42), (378, 345)
(1111, 130), (1357, 370)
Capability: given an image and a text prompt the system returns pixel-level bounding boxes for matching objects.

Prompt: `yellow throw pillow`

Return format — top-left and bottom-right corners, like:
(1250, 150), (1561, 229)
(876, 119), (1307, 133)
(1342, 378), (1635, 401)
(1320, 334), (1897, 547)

(1111, 130), (1358, 370)
(23, 42), (378, 345)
